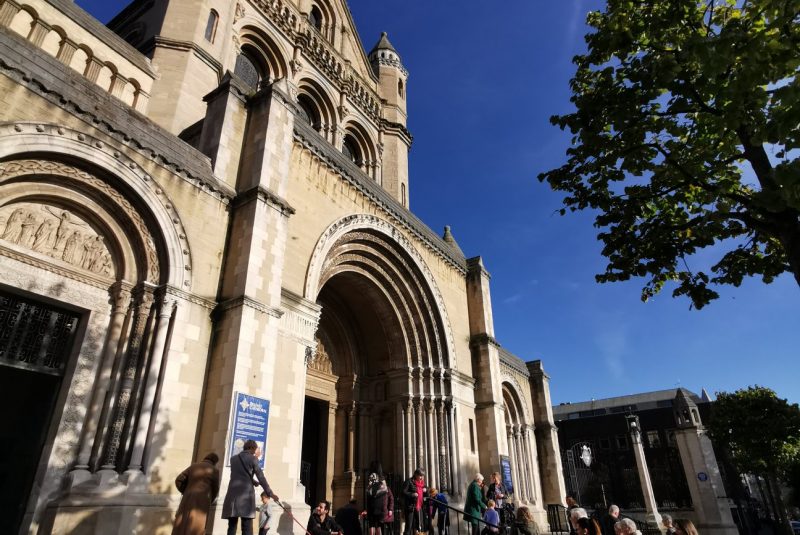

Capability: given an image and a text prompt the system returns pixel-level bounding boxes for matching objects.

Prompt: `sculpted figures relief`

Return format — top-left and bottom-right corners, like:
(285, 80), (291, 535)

(0, 202), (115, 277)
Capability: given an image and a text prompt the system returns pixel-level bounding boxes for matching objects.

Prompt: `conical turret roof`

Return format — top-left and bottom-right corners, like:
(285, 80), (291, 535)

(370, 32), (398, 55)
(442, 226), (465, 257)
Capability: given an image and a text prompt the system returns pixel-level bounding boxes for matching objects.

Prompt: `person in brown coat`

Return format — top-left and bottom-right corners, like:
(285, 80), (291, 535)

(172, 452), (222, 535)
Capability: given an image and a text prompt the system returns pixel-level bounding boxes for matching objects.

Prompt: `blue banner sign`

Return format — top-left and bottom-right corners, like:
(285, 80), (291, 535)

(500, 455), (514, 494)
(228, 392), (270, 468)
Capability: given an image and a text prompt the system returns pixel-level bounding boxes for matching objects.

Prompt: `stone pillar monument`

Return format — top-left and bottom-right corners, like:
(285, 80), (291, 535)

(673, 390), (738, 535)
(626, 414), (664, 533)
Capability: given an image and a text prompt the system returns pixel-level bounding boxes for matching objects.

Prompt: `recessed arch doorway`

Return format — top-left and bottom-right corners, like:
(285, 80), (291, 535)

(301, 218), (458, 509)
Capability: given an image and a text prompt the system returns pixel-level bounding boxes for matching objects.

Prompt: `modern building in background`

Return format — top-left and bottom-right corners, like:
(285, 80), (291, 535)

(0, 0), (566, 533)
(554, 388), (760, 534)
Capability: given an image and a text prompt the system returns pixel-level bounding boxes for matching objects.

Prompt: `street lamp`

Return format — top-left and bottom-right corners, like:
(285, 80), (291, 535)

(625, 414), (641, 437)
(579, 444), (593, 468)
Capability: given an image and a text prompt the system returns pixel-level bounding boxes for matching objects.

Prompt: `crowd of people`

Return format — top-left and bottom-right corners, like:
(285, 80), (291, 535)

(167, 450), (703, 535)
(565, 494), (701, 535)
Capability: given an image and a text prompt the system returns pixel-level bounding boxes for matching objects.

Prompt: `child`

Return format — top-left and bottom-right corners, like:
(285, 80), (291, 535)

(482, 500), (500, 535)
(258, 491), (272, 535)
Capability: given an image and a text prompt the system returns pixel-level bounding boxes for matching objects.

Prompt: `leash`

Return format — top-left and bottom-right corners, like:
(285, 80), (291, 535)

(274, 499), (313, 535)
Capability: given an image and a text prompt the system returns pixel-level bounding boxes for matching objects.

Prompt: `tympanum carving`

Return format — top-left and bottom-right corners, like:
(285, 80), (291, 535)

(0, 203), (116, 277)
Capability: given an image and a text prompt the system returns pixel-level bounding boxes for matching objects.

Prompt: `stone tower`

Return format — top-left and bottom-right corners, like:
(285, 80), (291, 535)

(368, 32), (412, 207)
(673, 390), (738, 535)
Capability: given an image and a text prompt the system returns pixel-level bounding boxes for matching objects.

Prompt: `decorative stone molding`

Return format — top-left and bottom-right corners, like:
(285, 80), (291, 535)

(0, 31), (234, 202)
(305, 213), (458, 371)
(500, 371), (532, 420)
(218, 295), (283, 318)
(0, 124), (199, 288)
(293, 120), (467, 273)
(233, 184), (296, 216)
(279, 288), (321, 348)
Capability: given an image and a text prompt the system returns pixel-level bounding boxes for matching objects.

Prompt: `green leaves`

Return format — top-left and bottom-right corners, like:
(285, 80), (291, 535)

(708, 386), (800, 476)
(539, 0), (800, 308)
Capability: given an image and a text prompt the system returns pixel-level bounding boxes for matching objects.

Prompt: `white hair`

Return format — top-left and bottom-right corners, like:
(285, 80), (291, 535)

(614, 518), (637, 534)
(570, 507), (588, 520)
(475, 473), (484, 481)
(609, 504), (620, 515)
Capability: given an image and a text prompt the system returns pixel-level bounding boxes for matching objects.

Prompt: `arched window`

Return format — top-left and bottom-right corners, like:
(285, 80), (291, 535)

(398, 79), (404, 98)
(204, 10), (219, 43)
(309, 5), (323, 32)
(342, 135), (362, 166)
(234, 52), (261, 90)
(297, 94), (321, 132)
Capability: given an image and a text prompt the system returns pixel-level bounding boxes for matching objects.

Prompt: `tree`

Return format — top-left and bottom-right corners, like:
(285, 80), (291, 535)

(708, 386), (800, 533)
(538, 0), (800, 309)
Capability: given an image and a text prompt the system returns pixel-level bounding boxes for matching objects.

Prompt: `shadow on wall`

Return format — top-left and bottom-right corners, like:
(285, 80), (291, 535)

(21, 277), (180, 535)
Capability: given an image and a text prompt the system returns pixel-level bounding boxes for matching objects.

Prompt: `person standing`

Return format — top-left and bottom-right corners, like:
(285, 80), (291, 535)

(485, 473), (507, 525)
(483, 500), (501, 535)
(367, 466), (390, 535)
(601, 505), (620, 535)
(402, 468), (427, 535)
(222, 440), (280, 535)
(464, 474), (487, 535)
(660, 515), (676, 535)
(565, 494), (580, 535)
(336, 499), (363, 535)
(257, 492), (272, 535)
(172, 452), (221, 535)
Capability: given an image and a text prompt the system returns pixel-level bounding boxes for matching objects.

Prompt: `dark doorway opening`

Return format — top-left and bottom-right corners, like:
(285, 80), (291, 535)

(0, 365), (62, 534)
(0, 289), (80, 534)
(301, 397), (330, 507)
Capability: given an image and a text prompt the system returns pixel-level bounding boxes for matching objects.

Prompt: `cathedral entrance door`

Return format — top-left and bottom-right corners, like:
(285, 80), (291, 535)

(0, 290), (81, 534)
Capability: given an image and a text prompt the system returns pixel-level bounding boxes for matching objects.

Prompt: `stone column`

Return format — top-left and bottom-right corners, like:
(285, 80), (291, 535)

(125, 295), (176, 476)
(398, 401), (408, 480)
(326, 402), (337, 503)
(415, 399), (425, 471)
(348, 403), (357, 472)
(0, 2), (21, 26)
(426, 399), (437, 488)
(71, 283), (131, 480)
(508, 426), (522, 502)
(335, 406), (348, 474)
(629, 417), (663, 531)
(405, 398), (414, 475)
(673, 390), (738, 535)
(100, 286), (154, 473)
(527, 360), (566, 508)
(526, 425), (544, 506)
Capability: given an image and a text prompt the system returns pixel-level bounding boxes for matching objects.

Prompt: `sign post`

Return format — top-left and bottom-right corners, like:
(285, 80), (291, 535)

(228, 392), (270, 468)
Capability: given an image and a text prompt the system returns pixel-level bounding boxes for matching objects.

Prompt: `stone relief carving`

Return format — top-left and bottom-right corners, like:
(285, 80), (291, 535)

(0, 202), (116, 278)
(234, 2), (246, 23)
(308, 336), (333, 374)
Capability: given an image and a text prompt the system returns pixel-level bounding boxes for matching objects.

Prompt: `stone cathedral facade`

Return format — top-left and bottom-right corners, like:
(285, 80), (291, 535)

(0, 1), (566, 533)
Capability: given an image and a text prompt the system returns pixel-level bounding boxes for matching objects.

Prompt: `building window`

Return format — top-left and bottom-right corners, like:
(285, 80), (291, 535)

(599, 437), (611, 450)
(297, 94), (321, 132)
(469, 418), (475, 452)
(204, 10), (219, 43)
(342, 135), (362, 166)
(615, 434), (628, 450)
(646, 430), (661, 448)
(309, 5), (323, 32)
(398, 79), (404, 98)
(401, 183), (406, 207)
(666, 429), (677, 447)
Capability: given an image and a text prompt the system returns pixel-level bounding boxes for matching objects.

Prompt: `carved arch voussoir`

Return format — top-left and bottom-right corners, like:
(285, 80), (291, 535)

(501, 372), (532, 425)
(0, 122), (194, 288)
(305, 213), (457, 371)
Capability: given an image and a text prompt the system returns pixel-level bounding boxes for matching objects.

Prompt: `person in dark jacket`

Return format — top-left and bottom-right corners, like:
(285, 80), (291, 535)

(600, 505), (620, 535)
(336, 499), (363, 535)
(308, 501), (342, 535)
(222, 440), (280, 535)
(401, 468), (427, 535)
(172, 452), (221, 535)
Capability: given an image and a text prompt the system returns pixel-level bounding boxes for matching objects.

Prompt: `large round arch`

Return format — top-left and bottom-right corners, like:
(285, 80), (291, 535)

(300, 214), (458, 506)
(0, 122), (191, 531)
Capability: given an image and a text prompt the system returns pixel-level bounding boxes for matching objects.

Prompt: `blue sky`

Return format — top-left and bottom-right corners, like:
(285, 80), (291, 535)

(77, 1), (800, 406)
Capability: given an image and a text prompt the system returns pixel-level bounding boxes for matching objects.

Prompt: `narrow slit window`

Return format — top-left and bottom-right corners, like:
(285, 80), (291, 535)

(204, 10), (219, 43)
